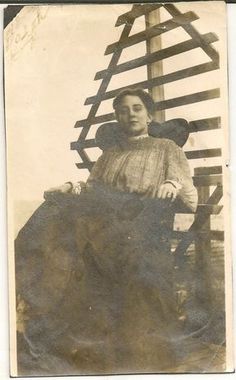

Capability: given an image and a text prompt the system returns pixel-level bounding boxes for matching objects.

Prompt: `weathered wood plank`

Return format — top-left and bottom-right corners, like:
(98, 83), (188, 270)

(193, 174), (222, 187)
(145, 9), (165, 122)
(115, 4), (162, 27)
(105, 12), (199, 55)
(171, 230), (224, 241)
(189, 117), (221, 132)
(95, 33), (218, 80)
(195, 171), (212, 305)
(76, 162), (94, 171)
(71, 140), (97, 150)
(164, 4), (219, 63)
(210, 230), (224, 241)
(185, 148), (221, 159)
(74, 113), (115, 128)
(194, 166), (222, 175)
(86, 65), (219, 105)
(155, 88), (220, 111)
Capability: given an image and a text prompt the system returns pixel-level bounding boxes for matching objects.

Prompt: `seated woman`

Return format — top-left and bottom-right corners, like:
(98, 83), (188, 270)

(15, 89), (198, 375)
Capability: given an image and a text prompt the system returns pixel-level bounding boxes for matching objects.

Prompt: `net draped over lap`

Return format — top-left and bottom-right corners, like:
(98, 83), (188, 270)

(15, 137), (203, 375)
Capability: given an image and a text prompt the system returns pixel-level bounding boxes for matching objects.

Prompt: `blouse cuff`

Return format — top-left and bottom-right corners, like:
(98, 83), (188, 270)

(164, 180), (182, 190)
(65, 181), (86, 195)
(65, 182), (73, 192)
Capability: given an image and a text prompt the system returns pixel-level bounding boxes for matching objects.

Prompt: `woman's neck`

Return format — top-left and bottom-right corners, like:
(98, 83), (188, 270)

(127, 133), (149, 141)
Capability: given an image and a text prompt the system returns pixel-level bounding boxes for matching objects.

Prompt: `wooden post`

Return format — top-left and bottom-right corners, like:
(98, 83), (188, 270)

(145, 9), (165, 123)
(194, 168), (212, 310)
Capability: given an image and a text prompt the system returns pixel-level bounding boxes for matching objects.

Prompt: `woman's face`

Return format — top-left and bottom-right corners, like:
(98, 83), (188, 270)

(115, 95), (152, 137)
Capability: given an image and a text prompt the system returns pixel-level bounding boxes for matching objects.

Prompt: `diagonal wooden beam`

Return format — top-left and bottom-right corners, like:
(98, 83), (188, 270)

(174, 185), (223, 262)
(164, 3), (219, 63)
(78, 5), (138, 142)
(115, 4), (162, 27)
(105, 12), (199, 55)
(76, 149), (93, 170)
(95, 33), (218, 80)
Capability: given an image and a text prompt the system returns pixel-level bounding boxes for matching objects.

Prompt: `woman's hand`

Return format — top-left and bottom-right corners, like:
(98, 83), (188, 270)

(44, 183), (72, 200)
(157, 182), (178, 202)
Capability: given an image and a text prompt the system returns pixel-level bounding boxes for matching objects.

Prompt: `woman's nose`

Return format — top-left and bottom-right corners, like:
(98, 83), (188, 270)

(129, 109), (136, 117)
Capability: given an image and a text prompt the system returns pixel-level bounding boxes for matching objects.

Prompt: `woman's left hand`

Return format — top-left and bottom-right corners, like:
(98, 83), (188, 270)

(157, 183), (178, 202)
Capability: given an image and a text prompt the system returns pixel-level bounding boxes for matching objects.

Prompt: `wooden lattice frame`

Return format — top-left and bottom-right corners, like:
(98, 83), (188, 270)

(70, 3), (223, 258)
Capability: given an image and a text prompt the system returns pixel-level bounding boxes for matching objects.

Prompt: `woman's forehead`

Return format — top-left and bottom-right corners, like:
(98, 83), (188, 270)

(118, 95), (145, 107)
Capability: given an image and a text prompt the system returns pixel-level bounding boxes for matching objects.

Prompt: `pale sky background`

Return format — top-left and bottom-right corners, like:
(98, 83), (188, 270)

(5, 2), (228, 212)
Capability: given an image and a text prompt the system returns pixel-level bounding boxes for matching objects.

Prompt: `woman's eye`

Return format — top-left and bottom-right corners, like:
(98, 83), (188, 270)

(133, 106), (143, 112)
(119, 108), (129, 115)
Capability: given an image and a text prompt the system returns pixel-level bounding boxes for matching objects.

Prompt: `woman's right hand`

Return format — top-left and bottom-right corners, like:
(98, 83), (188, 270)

(44, 183), (72, 200)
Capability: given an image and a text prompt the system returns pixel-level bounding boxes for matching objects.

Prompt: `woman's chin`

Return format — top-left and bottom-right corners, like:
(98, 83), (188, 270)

(127, 127), (146, 137)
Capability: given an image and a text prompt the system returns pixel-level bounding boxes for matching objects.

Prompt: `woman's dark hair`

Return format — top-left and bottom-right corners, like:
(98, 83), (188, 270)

(113, 88), (155, 115)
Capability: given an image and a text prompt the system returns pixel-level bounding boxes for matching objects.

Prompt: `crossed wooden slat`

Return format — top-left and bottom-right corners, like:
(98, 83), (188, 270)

(71, 3), (220, 171)
(175, 179), (223, 262)
(70, 4), (224, 253)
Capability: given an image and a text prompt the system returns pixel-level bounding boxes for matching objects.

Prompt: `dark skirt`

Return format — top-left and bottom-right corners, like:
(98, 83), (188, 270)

(15, 185), (208, 375)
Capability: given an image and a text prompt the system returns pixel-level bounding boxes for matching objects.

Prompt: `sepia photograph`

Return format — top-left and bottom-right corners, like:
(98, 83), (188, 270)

(4, 2), (233, 376)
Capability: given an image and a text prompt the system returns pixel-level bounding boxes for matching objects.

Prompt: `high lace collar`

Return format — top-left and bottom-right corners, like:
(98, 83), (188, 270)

(127, 133), (149, 141)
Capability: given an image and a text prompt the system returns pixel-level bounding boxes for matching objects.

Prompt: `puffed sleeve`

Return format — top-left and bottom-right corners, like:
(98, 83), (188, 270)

(165, 140), (198, 212)
(86, 150), (110, 189)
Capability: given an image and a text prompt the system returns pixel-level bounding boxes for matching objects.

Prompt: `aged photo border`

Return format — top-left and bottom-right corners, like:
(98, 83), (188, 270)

(1, 2), (235, 379)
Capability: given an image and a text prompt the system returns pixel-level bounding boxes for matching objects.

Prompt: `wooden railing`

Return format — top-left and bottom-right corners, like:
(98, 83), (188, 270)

(71, 4), (223, 282)
(71, 4), (220, 170)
